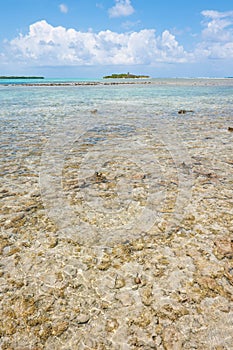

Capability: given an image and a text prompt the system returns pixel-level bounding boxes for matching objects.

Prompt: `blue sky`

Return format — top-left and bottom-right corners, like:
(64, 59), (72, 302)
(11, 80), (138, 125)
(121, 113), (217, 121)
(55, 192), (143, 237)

(0, 0), (233, 78)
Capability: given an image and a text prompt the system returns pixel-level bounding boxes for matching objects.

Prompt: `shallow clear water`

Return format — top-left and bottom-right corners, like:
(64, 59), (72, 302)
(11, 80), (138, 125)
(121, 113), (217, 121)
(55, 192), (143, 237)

(1, 79), (233, 349)
(1, 80), (233, 243)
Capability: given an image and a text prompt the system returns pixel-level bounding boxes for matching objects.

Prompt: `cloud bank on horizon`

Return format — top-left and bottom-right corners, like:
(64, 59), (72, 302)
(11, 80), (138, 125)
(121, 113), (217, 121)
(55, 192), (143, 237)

(7, 21), (189, 66)
(1, 1), (233, 76)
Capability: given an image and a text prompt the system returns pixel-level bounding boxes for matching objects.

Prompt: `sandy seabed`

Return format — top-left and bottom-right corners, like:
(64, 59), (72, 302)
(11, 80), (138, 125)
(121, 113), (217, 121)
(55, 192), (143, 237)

(0, 80), (233, 349)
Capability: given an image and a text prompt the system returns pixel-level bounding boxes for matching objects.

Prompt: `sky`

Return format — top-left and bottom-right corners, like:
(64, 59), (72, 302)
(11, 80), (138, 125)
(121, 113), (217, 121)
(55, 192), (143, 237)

(0, 0), (233, 78)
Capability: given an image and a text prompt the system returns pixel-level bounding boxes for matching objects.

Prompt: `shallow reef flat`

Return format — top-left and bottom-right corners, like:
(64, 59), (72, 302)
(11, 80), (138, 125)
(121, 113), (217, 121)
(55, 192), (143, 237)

(0, 80), (233, 349)
(1, 77), (233, 87)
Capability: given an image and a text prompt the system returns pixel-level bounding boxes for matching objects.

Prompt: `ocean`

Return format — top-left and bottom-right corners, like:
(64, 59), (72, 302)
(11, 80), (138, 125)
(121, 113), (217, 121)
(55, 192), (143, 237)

(1, 78), (233, 349)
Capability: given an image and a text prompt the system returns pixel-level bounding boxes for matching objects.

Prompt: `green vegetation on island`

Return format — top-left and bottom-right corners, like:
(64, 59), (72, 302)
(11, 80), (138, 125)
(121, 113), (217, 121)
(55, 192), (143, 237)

(0, 76), (44, 79)
(103, 73), (150, 79)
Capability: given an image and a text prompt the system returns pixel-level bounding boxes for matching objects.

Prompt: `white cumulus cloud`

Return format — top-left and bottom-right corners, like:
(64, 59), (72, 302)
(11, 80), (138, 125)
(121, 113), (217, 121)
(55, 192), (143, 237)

(7, 20), (190, 66)
(59, 4), (68, 14)
(195, 10), (233, 59)
(108, 0), (135, 18)
(201, 10), (233, 20)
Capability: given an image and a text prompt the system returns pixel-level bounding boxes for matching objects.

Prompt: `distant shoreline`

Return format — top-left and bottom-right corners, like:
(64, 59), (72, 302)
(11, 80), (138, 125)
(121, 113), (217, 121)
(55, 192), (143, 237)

(103, 73), (150, 79)
(0, 76), (44, 79)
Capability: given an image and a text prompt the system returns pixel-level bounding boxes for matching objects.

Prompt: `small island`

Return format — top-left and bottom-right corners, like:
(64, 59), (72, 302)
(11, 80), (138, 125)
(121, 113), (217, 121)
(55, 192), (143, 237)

(103, 72), (150, 79)
(0, 76), (44, 79)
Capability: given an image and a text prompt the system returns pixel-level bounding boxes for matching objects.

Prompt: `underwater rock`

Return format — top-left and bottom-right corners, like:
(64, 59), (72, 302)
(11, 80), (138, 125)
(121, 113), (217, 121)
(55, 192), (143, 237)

(97, 255), (111, 270)
(114, 276), (126, 289)
(52, 321), (69, 336)
(76, 314), (90, 324)
(162, 325), (183, 350)
(214, 238), (233, 259)
(48, 237), (58, 248)
(90, 109), (98, 114)
(224, 265), (233, 285)
(105, 318), (119, 332)
(178, 109), (194, 114)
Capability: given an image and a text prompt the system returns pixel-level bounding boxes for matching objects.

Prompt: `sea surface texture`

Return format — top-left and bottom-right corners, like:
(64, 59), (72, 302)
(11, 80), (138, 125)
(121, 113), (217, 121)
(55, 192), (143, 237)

(0, 78), (233, 349)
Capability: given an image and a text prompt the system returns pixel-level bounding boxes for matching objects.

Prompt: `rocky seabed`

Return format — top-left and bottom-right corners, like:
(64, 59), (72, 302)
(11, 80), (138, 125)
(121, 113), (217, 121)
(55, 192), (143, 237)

(0, 94), (233, 349)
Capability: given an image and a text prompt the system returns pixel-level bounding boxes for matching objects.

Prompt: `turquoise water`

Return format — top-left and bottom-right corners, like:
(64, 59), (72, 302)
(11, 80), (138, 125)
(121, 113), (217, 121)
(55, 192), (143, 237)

(0, 77), (96, 85)
(1, 80), (233, 176)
